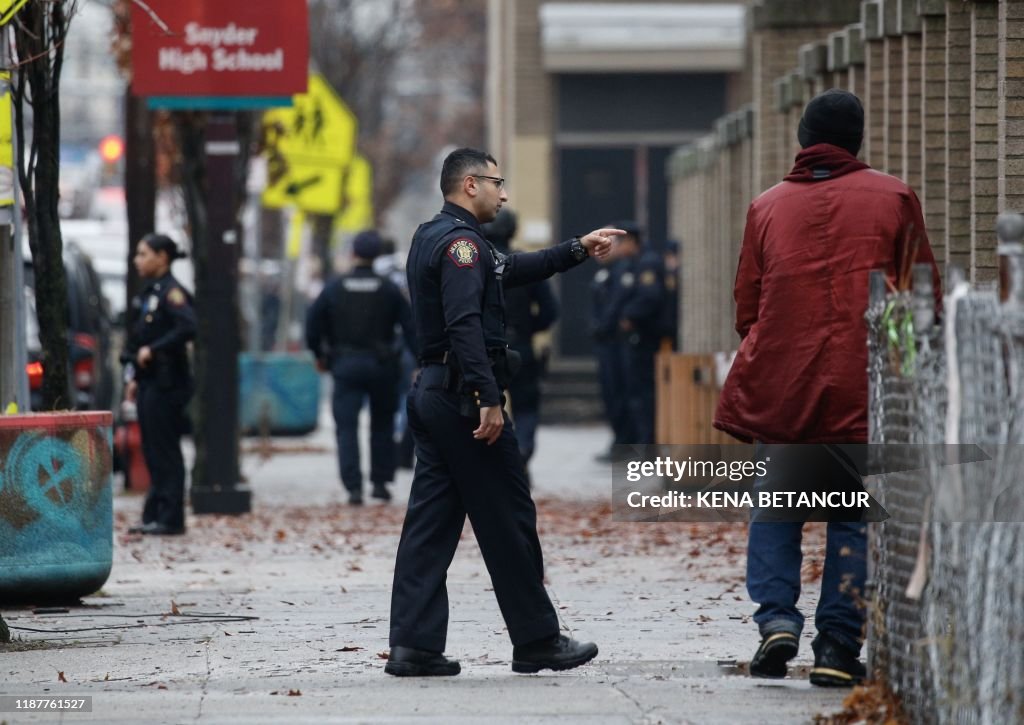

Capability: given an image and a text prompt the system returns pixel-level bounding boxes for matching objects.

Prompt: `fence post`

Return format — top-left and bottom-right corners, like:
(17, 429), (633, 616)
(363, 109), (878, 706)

(869, 268), (888, 304)
(996, 212), (1024, 307)
(912, 264), (935, 333)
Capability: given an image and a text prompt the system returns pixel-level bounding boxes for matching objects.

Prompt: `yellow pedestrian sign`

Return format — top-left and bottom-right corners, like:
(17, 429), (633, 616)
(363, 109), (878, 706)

(336, 154), (374, 232)
(0, 0), (29, 26)
(262, 74), (357, 215)
(0, 71), (12, 206)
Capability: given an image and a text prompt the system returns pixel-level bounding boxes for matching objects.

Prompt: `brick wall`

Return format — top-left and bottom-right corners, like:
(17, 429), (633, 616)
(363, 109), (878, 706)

(921, 12), (947, 267)
(971, 0), (999, 283)
(668, 0), (1023, 352)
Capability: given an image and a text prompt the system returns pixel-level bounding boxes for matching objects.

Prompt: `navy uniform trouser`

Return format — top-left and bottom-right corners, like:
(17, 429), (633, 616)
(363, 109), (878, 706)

(508, 351), (542, 462)
(138, 380), (192, 529)
(331, 353), (399, 493)
(595, 340), (632, 445)
(389, 365), (560, 652)
(625, 342), (656, 445)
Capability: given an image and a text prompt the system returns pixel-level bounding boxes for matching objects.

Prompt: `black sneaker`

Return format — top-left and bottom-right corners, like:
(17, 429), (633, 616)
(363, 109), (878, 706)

(749, 631), (799, 679)
(371, 483), (392, 502)
(511, 634), (598, 673)
(384, 646), (460, 677)
(810, 632), (866, 687)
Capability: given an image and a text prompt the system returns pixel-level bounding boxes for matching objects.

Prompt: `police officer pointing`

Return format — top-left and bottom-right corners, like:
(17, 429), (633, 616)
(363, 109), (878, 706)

(124, 234), (196, 536)
(386, 148), (621, 677)
(306, 231), (415, 504)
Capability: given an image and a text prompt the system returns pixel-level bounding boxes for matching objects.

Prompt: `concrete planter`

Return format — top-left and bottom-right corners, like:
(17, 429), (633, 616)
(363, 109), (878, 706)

(239, 352), (320, 436)
(0, 411), (113, 604)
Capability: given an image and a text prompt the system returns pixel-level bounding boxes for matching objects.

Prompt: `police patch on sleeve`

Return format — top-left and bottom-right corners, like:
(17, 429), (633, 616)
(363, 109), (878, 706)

(167, 288), (187, 307)
(447, 238), (479, 268)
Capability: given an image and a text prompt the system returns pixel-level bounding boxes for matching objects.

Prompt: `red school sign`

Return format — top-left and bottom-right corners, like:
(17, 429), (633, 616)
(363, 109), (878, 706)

(131, 0), (308, 99)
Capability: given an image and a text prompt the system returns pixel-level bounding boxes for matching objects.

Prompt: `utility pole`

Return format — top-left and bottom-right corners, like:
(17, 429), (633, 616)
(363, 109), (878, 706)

(124, 90), (155, 330)
(190, 113), (251, 515)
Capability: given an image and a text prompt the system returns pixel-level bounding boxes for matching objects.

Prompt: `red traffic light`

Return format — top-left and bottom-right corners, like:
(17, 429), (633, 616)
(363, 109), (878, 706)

(99, 135), (124, 164)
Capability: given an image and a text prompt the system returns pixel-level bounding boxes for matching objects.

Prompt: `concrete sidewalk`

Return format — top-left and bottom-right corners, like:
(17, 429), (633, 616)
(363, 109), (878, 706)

(0, 413), (847, 724)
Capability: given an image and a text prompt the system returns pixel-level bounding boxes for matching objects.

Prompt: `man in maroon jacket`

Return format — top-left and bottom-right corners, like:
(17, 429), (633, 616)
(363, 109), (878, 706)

(714, 89), (941, 687)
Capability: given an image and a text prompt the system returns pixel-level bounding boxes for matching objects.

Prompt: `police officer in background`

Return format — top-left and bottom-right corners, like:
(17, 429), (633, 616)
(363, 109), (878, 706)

(386, 147), (619, 677)
(482, 208), (559, 469)
(611, 222), (665, 445)
(306, 230), (415, 505)
(124, 234), (196, 536)
(591, 236), (631, 461)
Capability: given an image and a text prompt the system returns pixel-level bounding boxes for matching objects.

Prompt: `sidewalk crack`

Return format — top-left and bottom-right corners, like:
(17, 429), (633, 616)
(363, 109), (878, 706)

(194, 637), (212, 721)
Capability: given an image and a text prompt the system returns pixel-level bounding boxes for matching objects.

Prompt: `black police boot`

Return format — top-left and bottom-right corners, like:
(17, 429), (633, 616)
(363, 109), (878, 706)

(371, 482), (392, 502)
(809, 632), (865, 687)
(511, 634), (598, 673)
(749, 631), (799, 679)
(348, 489), (363, 506)
(140, 522), (185, 536)
(384, 646), (461, 677)
(128, 521), (151, 534)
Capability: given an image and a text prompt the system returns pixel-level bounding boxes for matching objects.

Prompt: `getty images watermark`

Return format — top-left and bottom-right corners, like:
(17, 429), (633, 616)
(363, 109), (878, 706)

(611, 444), (999, 523)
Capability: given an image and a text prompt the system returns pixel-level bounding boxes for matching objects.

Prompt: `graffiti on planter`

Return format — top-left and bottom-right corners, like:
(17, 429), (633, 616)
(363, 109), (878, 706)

(0, 426), (111, 533)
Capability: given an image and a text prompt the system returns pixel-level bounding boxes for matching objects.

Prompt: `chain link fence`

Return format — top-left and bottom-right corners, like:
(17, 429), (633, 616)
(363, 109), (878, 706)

(865, 216), (1024, 724)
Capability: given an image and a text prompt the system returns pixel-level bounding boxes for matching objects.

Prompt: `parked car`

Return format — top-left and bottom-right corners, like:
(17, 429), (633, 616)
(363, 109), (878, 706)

(24, 241), (115, 411)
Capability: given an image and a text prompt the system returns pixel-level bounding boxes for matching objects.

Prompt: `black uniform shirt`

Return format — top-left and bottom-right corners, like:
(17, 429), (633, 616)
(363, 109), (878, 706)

(125, 272), (196, 383)
(407, 201), (586, 407)
(305, 265), (415, 366)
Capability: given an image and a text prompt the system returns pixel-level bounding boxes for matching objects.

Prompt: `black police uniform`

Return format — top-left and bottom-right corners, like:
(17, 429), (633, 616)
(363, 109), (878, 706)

(390, 201), (589, 652)
(306, 265), (415, 499)
(482, 240), (558, 464)
(618, 250), (666, 445)
(592, 259), (634, 446)
(123, 273), (196, 531)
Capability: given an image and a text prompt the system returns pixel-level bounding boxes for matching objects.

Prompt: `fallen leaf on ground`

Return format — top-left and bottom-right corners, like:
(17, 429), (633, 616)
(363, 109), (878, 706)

(337, 646), (362, 652)
(58, 671), (67, 683)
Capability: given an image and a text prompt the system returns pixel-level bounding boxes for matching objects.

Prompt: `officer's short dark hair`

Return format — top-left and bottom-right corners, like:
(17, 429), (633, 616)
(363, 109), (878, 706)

(141, 233), (187, 261)
(440, 148), (497, 196)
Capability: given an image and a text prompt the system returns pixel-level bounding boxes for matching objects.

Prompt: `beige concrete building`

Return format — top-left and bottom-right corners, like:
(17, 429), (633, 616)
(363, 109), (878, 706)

(487, 0), (749, 358)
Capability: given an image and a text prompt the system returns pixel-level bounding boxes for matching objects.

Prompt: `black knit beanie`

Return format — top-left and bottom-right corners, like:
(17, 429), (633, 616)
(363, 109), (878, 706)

(797, 89), (865, 156)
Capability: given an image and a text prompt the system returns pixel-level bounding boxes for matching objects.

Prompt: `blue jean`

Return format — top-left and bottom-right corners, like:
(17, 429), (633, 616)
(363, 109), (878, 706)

(746, 443), (868, 655)
(747, 521), (867, 654)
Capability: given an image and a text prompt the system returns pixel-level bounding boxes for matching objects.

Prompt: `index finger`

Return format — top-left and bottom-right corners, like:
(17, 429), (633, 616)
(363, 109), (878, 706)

(597, 228), (626, 238)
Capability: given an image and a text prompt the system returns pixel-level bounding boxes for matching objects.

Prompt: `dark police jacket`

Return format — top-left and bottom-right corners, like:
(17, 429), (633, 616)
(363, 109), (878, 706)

(407, 201), (586, 407)
(124, 273), (196, 387)
(599, 251), (665, 348)
(305, 265), (415, 371)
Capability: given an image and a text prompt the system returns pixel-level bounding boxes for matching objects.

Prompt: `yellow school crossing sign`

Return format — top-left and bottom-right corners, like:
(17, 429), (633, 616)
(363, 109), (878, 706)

(0, 0), (29, 26)
(262, 74), (357, 215)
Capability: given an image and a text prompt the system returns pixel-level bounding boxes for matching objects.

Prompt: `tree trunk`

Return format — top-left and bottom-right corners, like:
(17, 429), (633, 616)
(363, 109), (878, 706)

(13, 2), (72, 410)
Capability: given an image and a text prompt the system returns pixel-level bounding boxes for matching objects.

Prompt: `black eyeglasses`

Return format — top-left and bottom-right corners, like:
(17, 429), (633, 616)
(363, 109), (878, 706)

(472, 175), (505, 190)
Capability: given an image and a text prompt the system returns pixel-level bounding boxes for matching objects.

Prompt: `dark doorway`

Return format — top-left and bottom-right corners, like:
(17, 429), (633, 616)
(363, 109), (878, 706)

(557, 147), (634, 358)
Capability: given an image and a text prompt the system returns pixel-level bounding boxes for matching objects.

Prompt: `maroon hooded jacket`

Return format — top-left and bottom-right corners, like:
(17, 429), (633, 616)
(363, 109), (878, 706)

(713, 145), (941, 444)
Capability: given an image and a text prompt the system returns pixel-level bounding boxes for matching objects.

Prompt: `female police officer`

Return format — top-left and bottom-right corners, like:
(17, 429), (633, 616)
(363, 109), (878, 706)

(124, 234), (196, 536)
